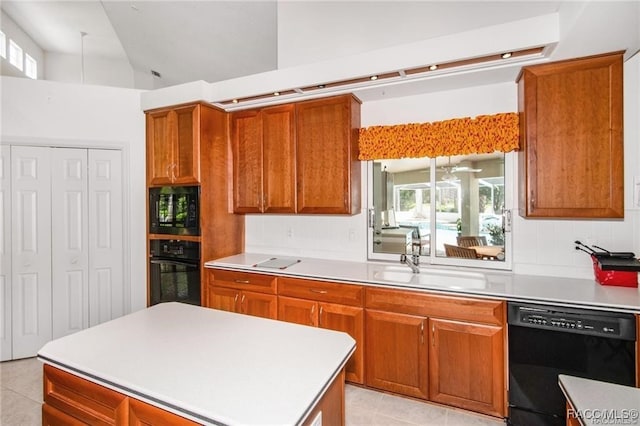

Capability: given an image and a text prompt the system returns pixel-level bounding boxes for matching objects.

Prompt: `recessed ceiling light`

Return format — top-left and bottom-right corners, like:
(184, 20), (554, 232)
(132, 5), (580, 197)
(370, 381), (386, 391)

(501, 52), (512, 59)
(130, 4), (139, 11)
(370, 75), (378, 81)
(273, 92), (280, 96)
(232, 99), (238, 104)
(429, 65), (438, 71)
(317, 84), (325, 89)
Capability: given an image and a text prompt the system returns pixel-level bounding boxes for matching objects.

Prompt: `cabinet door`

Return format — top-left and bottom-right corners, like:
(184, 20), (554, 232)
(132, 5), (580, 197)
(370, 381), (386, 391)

(172, 105), (200, 185)
(146, 110), (174, 186)
(262, 105), (296, 213)
(240, 291), (277, 320)
(429, 318), (505, 417)
(319, 303), (364, 384)
(130, 398), (199, 426)
(232, 110), (263, 213)
(278, 296), (318, 327)
(88, 149), (124, 327)
(296, 95), (360, 214)
(11, 146), (52, 359)
(0, 146), (11, 361)
(518, 52), (623, 218)
(51, 148), (89, 339)
(206, 286), (240, 313)
(365, 310), (428, 399)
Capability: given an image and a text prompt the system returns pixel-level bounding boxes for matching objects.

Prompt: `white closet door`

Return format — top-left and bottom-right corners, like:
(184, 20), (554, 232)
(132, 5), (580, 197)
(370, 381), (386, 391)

(1, 146), (12, 361)
(51, 148), (89, 339)
(11, 145), (52, 359)
(88, 149), (124, 326)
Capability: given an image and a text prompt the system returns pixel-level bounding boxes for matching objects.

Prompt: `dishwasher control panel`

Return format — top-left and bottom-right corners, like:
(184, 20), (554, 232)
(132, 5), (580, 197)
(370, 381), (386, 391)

(507, 302), (636, 341)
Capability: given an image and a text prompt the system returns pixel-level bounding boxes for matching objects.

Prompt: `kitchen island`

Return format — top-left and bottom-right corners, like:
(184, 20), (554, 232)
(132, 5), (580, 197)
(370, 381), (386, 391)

(37, 302), (355, 425)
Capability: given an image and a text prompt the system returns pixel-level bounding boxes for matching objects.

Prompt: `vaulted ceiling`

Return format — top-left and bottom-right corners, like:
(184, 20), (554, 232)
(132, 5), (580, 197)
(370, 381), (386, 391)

(1, 1), (638, 100)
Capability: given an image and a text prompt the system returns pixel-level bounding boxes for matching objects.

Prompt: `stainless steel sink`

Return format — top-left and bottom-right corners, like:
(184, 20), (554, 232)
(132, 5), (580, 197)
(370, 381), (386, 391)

(372, 266), (486, 289)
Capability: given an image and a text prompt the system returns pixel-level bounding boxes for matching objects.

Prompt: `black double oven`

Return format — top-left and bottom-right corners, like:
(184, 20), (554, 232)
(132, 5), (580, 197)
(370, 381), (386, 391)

(148, 186), (201, 306)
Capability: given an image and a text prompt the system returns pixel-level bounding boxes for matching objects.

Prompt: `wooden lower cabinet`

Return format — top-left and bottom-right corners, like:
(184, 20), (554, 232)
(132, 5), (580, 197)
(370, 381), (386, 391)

(205, 269), (277, 320)
(207, 286), (277, 319)
(364, 286), (506, 418)
(365, 310), (428, 399)
(42, 365), (198, 426)
(429, 318), (505, 417)
(278, 295), (364, 384)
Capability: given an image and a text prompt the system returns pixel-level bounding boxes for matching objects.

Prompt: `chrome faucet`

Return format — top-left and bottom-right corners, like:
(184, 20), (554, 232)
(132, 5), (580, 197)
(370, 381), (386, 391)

(400, 254), (420, 273)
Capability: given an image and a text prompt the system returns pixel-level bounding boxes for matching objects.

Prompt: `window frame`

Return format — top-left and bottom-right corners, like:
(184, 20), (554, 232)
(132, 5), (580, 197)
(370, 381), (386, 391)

(366, 152), (514, 271)
(25, 53), (37, 79)
(0, 31), (6, 59)
(9, 39), (23, 71)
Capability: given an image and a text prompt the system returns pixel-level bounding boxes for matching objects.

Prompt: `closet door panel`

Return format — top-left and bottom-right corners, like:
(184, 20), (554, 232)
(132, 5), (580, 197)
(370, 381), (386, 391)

(1, 146), (11, 360)
(88, 150), (124, 326)
(11, 146), (52, 359)
(51, 148), (89, 339)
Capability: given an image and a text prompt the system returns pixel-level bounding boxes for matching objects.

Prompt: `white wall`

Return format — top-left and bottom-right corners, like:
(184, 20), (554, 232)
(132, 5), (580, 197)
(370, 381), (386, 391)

(246, 61), (640, 279)
(0, 76), (147, 312)
(44, 51), (135, 88)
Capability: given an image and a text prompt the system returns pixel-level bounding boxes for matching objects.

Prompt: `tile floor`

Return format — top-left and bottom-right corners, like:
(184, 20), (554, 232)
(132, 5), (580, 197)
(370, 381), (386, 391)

(1, 357), (504, 425)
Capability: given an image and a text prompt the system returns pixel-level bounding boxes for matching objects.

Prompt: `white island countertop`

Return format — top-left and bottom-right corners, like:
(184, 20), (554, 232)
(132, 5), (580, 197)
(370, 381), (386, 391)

(205, 253), (640, 313)
(559, 375), (640, 426)
(38, 302), (355, 426)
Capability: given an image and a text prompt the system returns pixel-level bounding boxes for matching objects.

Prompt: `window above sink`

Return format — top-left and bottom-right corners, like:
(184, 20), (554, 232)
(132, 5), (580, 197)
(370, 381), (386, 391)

(367, 152), (513, 270)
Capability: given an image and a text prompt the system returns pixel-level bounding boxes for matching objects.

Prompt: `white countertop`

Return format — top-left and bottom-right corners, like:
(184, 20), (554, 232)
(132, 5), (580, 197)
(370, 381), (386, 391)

(559, 375), (640, 426)
(38, 302), (355, 426)
(205, 253), (640, 313)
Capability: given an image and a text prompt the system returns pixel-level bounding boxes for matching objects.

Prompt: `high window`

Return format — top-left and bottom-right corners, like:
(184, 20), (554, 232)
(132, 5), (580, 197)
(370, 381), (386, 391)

(0, 31), (6, 59)
(368, 153), (512, 270)
(25, 53), (37, 79)
(9, 39), (23, 71)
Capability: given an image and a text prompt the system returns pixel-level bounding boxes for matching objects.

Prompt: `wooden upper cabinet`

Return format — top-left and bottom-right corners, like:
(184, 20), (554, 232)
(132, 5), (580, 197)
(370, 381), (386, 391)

(232, 105), (296, 213)
(146, 104), (200, 186)
(296, 94), (361, 214)
(517, 51), (624, 218)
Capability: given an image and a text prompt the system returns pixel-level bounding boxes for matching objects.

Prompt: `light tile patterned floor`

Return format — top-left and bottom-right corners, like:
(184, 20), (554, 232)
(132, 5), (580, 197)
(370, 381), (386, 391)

(1, 357), (504, 425)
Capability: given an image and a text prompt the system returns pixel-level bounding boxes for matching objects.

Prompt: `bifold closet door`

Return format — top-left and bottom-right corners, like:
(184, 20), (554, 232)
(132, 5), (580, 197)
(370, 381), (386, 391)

(51, 148), (89, 339)
(11, 145), (52, 359)
(88, 149), (124, 326)
(1, 146), (11, 361)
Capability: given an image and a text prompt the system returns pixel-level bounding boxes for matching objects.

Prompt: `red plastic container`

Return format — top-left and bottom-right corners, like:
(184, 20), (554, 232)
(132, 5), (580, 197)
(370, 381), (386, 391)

(591, 256), (638, 287)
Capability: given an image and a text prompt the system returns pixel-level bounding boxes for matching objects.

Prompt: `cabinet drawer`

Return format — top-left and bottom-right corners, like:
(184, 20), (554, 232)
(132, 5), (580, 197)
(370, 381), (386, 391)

(210, 269), (277, 294)
(365, 287), (504, 326)
(129, 398), (199, 425)
(43, 365), (128, 425)
(278, 277), (363, 306)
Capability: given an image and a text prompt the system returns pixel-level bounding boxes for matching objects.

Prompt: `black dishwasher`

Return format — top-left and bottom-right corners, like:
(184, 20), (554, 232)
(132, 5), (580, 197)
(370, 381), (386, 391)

(507, 302), (636, 426)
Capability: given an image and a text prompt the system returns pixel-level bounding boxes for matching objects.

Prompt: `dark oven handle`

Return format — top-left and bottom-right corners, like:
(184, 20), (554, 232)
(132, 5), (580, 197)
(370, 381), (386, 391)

(150, 259), (199, 268)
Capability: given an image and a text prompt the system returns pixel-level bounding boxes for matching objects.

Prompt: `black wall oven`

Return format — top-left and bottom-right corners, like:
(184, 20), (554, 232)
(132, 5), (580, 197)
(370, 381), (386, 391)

(508, 302), (636, 426)
(149, 239), (201, 306)
(149, 186), (200, 236)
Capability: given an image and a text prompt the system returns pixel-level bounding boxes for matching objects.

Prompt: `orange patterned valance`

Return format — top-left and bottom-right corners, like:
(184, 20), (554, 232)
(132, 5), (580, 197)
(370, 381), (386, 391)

(358, 112), (519, 160)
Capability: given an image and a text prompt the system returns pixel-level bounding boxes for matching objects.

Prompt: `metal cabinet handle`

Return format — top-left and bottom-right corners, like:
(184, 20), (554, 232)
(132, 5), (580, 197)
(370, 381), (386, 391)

(234, 279), (250, 284)
(309, 289), (328, 294)
(318, 306), (323, 327)
(241, 294), (245, 304)
(420, 321), (425, 345)
(310, 304), (315, 325)
(431, 323), (435, 346)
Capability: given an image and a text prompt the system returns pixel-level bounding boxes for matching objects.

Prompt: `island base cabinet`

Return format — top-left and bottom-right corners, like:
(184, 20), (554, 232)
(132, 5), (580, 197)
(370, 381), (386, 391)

(129, 399), (199, 426)
(43, 365), (200, 426)
(43, 364), (129, 424)
(302, 369), (346, 426)
(365, 310), (428, 399)
(428, 318), (505, 417)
